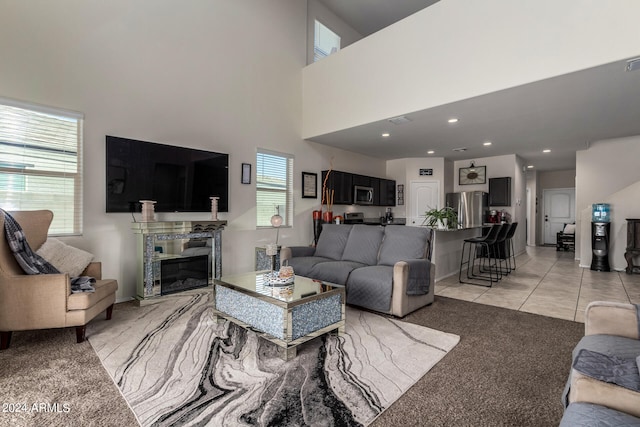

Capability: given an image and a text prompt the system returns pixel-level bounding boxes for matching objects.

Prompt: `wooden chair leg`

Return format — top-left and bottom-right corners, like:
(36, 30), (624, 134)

(76, 325), (86, 343)
(106, 303), (114, 320)
(1, 331), (12, 350)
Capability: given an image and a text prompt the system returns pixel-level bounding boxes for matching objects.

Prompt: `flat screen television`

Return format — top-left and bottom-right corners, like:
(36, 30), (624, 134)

(106, 135), (229, 213)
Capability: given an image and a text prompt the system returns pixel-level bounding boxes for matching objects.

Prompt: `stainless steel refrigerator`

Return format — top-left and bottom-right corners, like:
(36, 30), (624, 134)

(446, 191), (488, 228)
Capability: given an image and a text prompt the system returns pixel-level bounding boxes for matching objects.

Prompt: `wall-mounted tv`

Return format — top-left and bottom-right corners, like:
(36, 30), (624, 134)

(106, 135), (229, 213)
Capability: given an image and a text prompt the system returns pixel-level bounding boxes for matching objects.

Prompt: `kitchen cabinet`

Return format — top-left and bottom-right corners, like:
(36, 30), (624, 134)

(489, 177), (511, 206)
(321, 170), (352, 204)
(321, 170), (395, 207)
(378, 179), (396, 206)
(352, 174), (371, 187)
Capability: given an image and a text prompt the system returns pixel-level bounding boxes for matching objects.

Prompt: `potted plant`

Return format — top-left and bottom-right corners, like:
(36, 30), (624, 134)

(423, 207), (458, 230)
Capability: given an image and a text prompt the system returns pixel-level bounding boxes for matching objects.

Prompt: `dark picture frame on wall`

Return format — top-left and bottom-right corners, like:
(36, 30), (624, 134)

(302, 172), (317, 198)
(241, 163), (251, 184)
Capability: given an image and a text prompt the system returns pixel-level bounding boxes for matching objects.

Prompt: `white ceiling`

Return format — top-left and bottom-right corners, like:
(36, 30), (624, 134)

(313, 1), (640, 172)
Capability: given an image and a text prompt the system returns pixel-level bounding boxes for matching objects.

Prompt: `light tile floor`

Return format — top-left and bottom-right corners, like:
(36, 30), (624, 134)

(435, 246), (640, 323)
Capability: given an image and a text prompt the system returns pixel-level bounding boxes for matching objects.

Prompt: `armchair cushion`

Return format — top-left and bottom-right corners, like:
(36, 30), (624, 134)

(67, 279), (118, 311)
(36, 238), (94, 278)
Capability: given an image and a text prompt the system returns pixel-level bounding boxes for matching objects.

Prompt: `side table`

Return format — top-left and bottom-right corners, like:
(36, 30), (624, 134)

(255, 246), (281, 271)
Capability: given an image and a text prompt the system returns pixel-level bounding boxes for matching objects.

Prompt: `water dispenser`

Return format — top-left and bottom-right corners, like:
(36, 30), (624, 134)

(590, 203), (611, 272)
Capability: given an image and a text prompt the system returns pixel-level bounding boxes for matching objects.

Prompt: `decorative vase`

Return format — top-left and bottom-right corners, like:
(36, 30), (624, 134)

(312, 210), (323, 246)
(140, 200), (156, 222)
(322, 211), (333, 224)
(210, 196), (219, 220)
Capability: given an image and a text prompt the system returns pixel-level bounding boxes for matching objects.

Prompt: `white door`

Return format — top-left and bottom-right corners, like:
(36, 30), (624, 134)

(543, 188), (575, 244)
(408, 181), (440, 227)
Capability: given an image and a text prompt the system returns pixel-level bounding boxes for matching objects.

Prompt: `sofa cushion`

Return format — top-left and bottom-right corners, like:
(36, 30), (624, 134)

(341, 225), (384, 265)
(378, 226), (432, 266)
(314, 224), (353, 261)
(346, 265), (393, 313)
(287, 256), (332, 278)
(309, 260), (367, 285)
(67, 279), (118, 311)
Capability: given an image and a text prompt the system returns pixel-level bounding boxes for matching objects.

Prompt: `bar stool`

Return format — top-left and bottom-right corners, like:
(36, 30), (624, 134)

(490, 223), (513, 278)
(459, 224), (504, 286)
(503, 222), (518, 273)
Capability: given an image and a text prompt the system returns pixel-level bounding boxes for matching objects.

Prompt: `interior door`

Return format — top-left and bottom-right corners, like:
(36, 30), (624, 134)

(543, 188), (575, 244)
(408, 181), (439, 227)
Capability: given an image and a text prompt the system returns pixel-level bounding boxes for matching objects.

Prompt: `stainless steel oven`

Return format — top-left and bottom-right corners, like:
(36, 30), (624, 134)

(354, 185), (374, 205)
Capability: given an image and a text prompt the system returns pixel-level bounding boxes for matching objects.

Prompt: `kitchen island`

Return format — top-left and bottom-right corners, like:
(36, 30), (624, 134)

(425, 226), (487, 281)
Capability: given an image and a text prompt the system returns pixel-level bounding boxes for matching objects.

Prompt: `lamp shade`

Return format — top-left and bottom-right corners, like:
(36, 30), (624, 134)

(270, 214), (283, 227)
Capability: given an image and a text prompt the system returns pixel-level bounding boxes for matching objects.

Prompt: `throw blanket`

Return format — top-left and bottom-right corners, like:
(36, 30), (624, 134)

(405, 259), (431, 295)
(2, 209), (95, 293)
(573, 349), (640, 392)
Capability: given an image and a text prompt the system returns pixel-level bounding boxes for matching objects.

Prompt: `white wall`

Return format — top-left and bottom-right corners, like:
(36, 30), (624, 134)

(0, 0), (380, 301)
(576, 136), (640, 268)
(306, 0), (362, 65)
(387, 157), (447, 223)
(302, 0), (640, 138)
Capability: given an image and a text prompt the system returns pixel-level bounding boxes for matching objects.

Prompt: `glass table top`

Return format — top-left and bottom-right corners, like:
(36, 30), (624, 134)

(216, 271), (343, 304)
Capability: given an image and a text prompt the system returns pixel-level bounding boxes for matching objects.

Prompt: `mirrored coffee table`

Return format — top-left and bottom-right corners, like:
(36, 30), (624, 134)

(213, 271), (345, 360)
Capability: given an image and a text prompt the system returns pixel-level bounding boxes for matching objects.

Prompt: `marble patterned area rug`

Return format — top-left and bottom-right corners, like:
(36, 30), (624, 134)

(87, 292), (459, 427)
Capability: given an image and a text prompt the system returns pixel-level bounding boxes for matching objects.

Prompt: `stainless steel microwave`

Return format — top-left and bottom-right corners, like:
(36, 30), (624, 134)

(354, 185), (374, 205)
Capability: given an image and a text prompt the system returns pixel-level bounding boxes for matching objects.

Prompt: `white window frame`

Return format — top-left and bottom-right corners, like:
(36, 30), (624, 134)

(256, 149), (294, 229)
(0, 97), (84, 236)
(314, 19), (341, 62)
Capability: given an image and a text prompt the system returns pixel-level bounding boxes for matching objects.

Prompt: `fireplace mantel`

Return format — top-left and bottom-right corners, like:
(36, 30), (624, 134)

(132, 220), (227, 304)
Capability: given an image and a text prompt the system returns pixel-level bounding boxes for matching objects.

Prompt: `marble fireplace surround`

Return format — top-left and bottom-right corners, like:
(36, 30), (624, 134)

(87, 291), (459, 426)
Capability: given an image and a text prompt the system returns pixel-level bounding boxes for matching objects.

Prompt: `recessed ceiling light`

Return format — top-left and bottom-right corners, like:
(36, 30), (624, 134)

(427, 150), (435, 154)
(447, 118), (459, 123)
(388, 116), (411, 125)
(483, 141), (492, 146)
(527, 165), (534, 169)
(381, 133), (390, 137)
(543, 149), (551, 153)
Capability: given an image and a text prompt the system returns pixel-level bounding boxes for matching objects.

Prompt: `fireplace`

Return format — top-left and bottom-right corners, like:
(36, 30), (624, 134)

(160, 255), (210, 295)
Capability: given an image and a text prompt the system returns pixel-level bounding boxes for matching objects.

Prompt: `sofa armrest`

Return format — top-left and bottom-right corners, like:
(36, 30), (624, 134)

(81, 262), (102, 280)
(280, 246), (316, 263)
(391, 260), (435, 317)
(570, 370), (640, 418)
(0, 273), (70, 330)
(585, 301), (639, 339)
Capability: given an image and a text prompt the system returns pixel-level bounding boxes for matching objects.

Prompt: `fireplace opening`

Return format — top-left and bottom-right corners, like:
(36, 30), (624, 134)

(160, 255), (210, 295)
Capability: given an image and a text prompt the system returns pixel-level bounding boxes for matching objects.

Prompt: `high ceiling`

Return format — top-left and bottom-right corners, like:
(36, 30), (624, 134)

(313, 1), (640, 171)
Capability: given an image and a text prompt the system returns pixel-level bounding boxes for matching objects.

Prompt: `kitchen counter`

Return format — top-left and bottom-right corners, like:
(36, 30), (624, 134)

(363, 218), (406, 226)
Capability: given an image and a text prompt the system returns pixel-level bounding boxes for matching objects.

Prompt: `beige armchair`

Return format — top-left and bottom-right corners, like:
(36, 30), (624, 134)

(0, 210), (118, 349)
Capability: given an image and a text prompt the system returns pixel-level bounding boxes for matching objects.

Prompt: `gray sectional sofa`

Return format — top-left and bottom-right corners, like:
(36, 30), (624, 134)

(280, 224), (434, 317)
(560, 301), (640, 426)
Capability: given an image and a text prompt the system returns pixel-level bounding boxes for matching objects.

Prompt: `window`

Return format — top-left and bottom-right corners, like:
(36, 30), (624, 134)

(256, 149), (293, 228)
(0, 98), (84, 235)
(314, 20), (341, 62)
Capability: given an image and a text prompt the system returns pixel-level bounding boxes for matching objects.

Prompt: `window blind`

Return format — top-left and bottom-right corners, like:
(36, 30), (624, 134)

(256, 149), (293, 228)
(0, 99), (83, 235)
